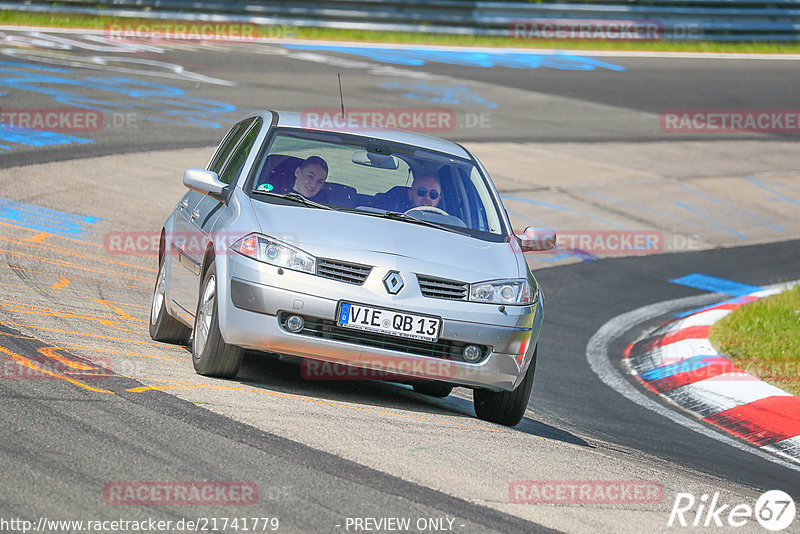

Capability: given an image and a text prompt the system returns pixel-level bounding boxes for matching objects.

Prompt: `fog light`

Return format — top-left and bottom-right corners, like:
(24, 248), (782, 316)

(463, 345), (482, 362)
(286, 314), (304, 333)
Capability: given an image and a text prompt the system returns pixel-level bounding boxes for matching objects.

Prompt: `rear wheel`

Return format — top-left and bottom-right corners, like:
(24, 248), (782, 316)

(473, 346), (537, 426)
(412, 381), (453, 398)
(192, 261), (244, 378)
(149, 257), (191, 344)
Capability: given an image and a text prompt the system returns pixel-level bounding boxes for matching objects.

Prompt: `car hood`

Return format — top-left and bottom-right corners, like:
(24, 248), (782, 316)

(249, 200), (520, 281)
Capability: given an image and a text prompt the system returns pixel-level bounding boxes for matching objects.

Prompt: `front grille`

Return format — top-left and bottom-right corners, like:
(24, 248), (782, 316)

(317, 258), (372, 285)
(417, 275), (468, 301)
(279, 313), (488, 362)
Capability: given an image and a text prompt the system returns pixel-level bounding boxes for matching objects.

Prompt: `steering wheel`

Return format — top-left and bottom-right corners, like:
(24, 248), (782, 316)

(404, 206), (449, 216)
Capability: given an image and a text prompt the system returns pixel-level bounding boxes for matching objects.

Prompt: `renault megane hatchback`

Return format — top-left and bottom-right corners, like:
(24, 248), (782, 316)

(149, 110), (555, 426)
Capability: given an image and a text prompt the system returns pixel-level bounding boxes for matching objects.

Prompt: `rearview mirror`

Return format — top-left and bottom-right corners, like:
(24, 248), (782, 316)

(183, 168), (227, 201)
(515, 226), (556, 252)
(352, 150), (399, 170)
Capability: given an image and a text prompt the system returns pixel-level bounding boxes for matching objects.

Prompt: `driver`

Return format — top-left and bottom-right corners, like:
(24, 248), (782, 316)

(399, 174), (442, 211)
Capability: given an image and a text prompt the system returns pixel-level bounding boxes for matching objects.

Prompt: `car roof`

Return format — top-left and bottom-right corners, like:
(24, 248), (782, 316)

(250, 110), (471, 160)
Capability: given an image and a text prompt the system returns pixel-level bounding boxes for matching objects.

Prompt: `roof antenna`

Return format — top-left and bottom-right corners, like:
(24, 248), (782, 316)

(338, 73), (345, 118)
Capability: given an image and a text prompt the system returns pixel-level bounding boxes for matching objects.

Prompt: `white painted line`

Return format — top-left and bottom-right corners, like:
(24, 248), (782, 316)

(668, 376), (790, 415)
(767, 435), (800, 464)
(258, 40), (800, 61)
(675, 308), (731, 328)
(750, 286), (790, 298)
(644, 339), (717, 366)
(586, 293), (800, 471)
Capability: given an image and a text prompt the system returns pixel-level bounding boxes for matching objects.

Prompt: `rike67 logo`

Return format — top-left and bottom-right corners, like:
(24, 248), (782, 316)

(668, 490), (795, 531)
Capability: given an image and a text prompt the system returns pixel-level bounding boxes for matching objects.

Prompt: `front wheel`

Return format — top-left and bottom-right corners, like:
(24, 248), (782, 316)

(192, 260), (244, 378)
(473, 347), (537, 426)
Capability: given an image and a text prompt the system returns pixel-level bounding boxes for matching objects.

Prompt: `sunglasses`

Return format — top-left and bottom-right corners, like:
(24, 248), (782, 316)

(416, 187), (440, 200)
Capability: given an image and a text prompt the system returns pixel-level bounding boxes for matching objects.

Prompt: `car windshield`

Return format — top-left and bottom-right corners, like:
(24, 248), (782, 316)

(247, 128), (508, 242)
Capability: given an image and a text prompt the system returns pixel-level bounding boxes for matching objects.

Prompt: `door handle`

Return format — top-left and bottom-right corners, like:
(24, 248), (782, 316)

(180, 199), (188, 209)
(191, 209), (200, 220)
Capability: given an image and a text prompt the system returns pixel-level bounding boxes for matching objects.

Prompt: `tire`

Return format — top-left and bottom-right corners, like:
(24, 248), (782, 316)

(412, 381), (453, 398)
(473, 346), (537, 427)
(149, 257), (191, 344)
(192, 260), (244, 378)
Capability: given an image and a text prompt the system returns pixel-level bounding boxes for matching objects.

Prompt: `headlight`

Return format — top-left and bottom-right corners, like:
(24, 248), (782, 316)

(231, 233), (316, 274)
(469, 279), (535, 305)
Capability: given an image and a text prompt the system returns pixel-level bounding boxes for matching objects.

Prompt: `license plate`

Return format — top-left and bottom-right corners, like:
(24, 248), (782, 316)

(337, 302), (441, 342)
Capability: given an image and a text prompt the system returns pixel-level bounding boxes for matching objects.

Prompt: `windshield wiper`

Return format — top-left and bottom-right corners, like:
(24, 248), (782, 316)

(377, 210), (471, 237)
(335, 207), (469, 235)
(251, 190), (334, 210)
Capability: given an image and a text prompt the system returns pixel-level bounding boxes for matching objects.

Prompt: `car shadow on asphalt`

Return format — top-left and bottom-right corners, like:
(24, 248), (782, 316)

(233, 351), (590, 447)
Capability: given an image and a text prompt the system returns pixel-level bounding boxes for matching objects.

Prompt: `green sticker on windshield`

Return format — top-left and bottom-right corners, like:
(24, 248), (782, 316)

(257, 183), (274, 192)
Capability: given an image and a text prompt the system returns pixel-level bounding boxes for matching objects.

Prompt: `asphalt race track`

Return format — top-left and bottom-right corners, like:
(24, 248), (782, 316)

(1, 29), (800, 533)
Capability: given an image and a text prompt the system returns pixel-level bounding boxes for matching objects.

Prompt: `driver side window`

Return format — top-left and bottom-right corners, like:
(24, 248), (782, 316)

(208, 118), (256, 176)
(218, 119), (261, 185)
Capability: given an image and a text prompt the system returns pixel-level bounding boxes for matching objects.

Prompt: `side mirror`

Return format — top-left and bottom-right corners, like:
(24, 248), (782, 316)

(516, 226), (556, 252)
(183, 168), (226, 201)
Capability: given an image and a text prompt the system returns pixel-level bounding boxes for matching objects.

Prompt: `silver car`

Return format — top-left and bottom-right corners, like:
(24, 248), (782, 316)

(149, 110), (555, 426)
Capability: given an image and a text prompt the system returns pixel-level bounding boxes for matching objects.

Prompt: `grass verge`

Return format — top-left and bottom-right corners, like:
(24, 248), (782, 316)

(2, 10), (800, 54)
(710, 285), (800, 397)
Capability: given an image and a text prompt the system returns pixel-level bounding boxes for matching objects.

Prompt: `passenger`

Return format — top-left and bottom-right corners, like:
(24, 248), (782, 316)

(292, 156), (328, 199)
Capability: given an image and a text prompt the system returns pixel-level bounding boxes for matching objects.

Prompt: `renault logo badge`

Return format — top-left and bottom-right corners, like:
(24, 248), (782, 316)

(383, 271), (404, 295)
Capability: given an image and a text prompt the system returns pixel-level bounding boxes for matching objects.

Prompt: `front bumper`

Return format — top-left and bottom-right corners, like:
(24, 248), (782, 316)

(218, 274), (543, 392)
